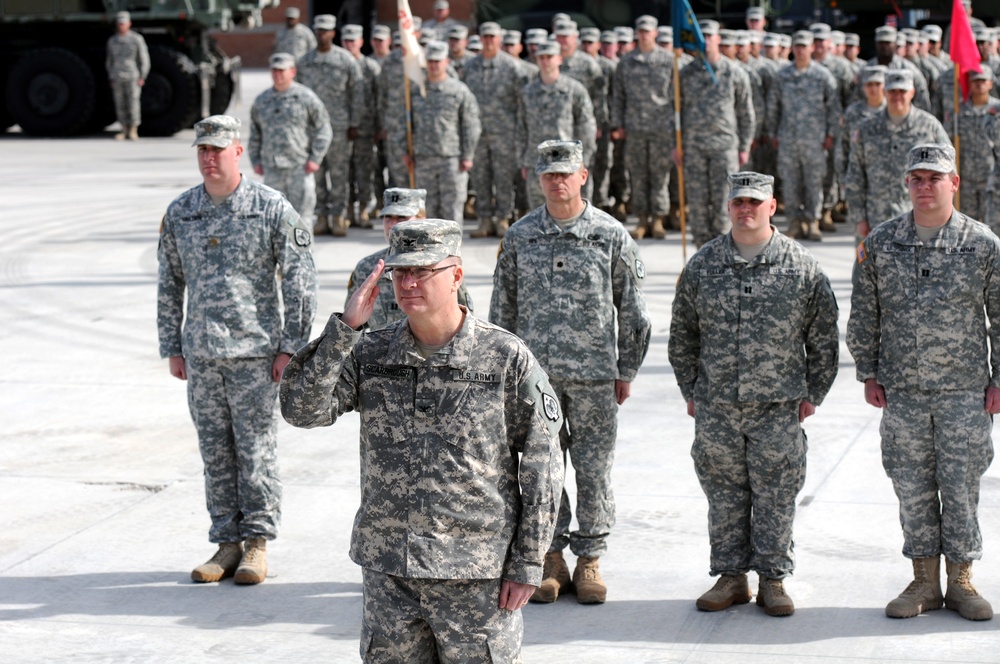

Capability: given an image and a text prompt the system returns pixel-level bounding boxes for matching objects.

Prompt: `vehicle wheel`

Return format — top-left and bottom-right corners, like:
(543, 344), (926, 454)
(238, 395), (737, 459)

(140, 46), (199, 136)
(6, 48), (95, 136)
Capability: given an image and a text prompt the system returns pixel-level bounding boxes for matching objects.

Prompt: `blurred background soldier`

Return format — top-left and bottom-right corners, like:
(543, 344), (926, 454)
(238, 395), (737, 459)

(158, 115), (317, 587)
(273, 7), (316, 60)
(295, 15), (363, 237)
(867, 26), (931, 111)
(583, 27), (615, 215)
(342, 24), (382, 228)
(105, 11), (149, 141)
(249, 53), (332, 228)
(423, 0), (460, 34)
(377, 17), (423, 190)
(944, 70), (1000, 221)
(447, 25), (473, 77)
(838, 66), (887, 218)
(370, 24), (392, 65)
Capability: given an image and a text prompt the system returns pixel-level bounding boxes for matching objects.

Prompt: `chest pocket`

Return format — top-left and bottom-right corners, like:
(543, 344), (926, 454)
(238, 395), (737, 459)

(696, 269), (740, 327)
(425, 369), (506, 464)
(359, 366), (414, 448)
(176, 217), (262, 276)
(923, 251), (982, 305)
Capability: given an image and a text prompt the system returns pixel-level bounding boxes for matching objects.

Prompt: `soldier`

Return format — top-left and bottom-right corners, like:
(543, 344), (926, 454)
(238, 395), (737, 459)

(838, 66), (887, 210)
(584, 27), (615, 214)
(342, 24), (382, 228)
(616, 26), (635, 56)
(518, 41), (596, 209)
(867, 26), (932, 112)
(467, 34), (482, 54)
(249, 53), (332, 226)
(765, 30), (838, 241)
(846, 69), (949, 239)
(158, 115), (318, 586)
(273, 7), (316, 60)
(463, 22), (526, 238)
(370, 24), (392, 64)
(848, 143), (997, 622)
(347, 188), (472, 330)
(490, 140), (652, 605)
(377, 20), (424, 190)
(422, 0), (461, 34)
(845, 33), (863, 70)
(105, 11), (149, 141)
(923, 25), (949, 68)
(295, 15), (364, 237)
(447, 25), (473, 77)
(280, 219), (563, 661)
(611, 15), (676, 239)
(944, 70), (1000, 221)
(668, 171), (839, 617)
(402, 41), (481, 223)
(671, 20), (756, 248)
(811, 23), (855, 232)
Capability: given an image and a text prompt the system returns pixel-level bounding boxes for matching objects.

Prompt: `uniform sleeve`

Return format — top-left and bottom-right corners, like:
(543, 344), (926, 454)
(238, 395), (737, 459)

(504, 356), (563, 586)
(518, 87), (532, 169)
(589, 58), (609, 127)
(308, 96), (334, 163)
(612, 232), (652, 382)
(610, 59), (625, 129)
(733, 66), (756, 152)
(574, 85), (597, 165)
(489, 237), (519, 333)
(667, 266), (701, 402)
(273, 201), (319, 354)
(156, 214), (186, 358)
(844, 122), (868, 227)
(348, 57), (364, 128)
(136, 33), (150, 80)
(803, 270), (840, 405)
(846, 238), (881, 382)
(459, 87), (481, 162)
(985, 237), (1000, 387)
(764, 72), (781, 138)
(279, 314), (362, 428)
(249, 103), (263, 168)
(823, 70), (840, 138)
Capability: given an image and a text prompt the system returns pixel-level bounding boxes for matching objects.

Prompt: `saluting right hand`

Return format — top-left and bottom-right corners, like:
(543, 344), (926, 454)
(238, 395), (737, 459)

(342, 260), (384, 330)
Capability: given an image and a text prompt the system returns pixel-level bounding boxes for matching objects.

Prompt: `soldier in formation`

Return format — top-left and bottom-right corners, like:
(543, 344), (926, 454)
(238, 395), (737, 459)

(944, 70), (1000, 221)
(273, 7), (316, 60)
(341, 24), (382, 227)
(105, 11), (149, 141)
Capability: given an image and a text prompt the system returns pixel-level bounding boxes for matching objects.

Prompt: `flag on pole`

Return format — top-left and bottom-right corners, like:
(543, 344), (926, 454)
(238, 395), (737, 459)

(398, 0), (426, 97)
(672, 0), (715, 83)
(950, 0), (981, 100)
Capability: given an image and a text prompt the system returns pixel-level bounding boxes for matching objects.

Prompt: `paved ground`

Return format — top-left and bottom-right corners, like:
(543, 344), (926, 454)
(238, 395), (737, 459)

(2, 71), (999, 663)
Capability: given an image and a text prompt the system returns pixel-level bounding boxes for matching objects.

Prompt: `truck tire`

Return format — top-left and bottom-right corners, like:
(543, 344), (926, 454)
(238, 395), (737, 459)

(140, 46), (199, 136)
(6, 48), (95, 136)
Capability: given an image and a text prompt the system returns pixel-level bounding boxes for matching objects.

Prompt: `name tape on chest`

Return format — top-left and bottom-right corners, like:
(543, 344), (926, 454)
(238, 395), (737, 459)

(362, 364), (412, 379)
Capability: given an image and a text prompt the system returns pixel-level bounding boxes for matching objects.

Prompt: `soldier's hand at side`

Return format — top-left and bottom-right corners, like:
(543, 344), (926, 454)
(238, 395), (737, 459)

(342, 260), (384, 330)
(169, 356), (187, 381)
(137, 79), (144, 87)
(615, 379), (631, 405)
(823, 135), (834, 151)
(771, 137), (779, 149)
(672, 148), (682, 167)
(798, 400), (816, 422)
(347, 127), (358, 140)
(687, 400), (695, 418)
(460, 159), (473, 172)
(305, 160), (320, 174)
(403, 154), (414, 169)
(521, 167), (528, 181)
(864, 378), (886, 409)
(857, 220), (871, 238)
(254, 164), (264, 176)
(272, 353), (292, 382)
(985, 386), (1000, 414)
(611, 128), (625, 141)
(738, 151), (749, 167)
(499, 580), (535, 611)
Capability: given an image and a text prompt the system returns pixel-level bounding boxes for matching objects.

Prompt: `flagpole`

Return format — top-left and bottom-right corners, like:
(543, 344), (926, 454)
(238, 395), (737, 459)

(673, 49), (688, 261)
(953, 65), (961, 210)
(404, 73), (415, 188)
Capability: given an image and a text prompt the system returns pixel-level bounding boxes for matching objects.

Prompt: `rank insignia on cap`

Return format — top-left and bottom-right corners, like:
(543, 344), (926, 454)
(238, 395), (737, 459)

(856, 242), (867, 264)
(295, 228), (312, 247)
(542, 392), (560, 421)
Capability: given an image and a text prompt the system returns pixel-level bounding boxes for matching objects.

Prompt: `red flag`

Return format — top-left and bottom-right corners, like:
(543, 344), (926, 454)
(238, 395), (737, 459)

(950, 0), (981, 100)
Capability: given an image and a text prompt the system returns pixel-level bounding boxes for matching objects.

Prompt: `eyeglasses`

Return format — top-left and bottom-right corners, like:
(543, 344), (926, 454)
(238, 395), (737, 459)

(385, 264), (458, 282)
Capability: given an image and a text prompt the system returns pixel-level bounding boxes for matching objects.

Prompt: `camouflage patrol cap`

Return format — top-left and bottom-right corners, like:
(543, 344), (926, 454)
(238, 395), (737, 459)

(580, 27), (601, 42)
(115, 11), (130, 23)
(748, 30), (762, 44)
(554, 20), (579, 36)
(382, 188), (427, 217)
(601, 30), (617, 44)
(974, 26), (992, 42)
(969, 69), (992, 81)
(657, 27), (673, 44)
(902, 28), (919, 44)
(896, 32), (906, 47)
(735, 30), (751, 46)
(479, 21), (502, 36)
(719, 29), (737, 46)
(885, 68), (914, 90)
(314, 14), (336, 31)
(616, 26), (635, 42)
(372, 24), (391, 39)
(525, 28), (548, 44)
(746, 6), (766, 20)
(875, 26), (897, 42)
(792, 30), (813, 46)
(434, 0), (449, 9)
(906, 144), (956, 174)
(448, 25), (469, 40)
(763, 33), (781, 47)
(341, 24), (363, 40)
(425, 40), (449, 60)
(536, 140), (584, 175)
(502, 31), (522, 45)
(728, 171), (774, 201)
(552, 13), (572, 25)
(635, 15), (658, 32)
(285, 7), (300, 19)
(845, 32), (860, 46)
(420, 28), (437, 46)
(535, 41), (560, 56)
(862, 65), (888, 83)
(922, 24), (942, 41)
(192, 115), (241, 148)
(780, 34), (792, 47)
(700, 20), (720, 36)
(269, 52), (296, 70)
(468, 35), (482, 51)
(809, 22), (832, 40)
(831, 30), (846, 45)
(385, 219), (462, 267)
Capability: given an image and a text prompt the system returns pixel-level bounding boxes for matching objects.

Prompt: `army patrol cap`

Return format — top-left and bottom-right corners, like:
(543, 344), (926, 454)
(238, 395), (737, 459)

(922, 24), (942, 41)
(419, 28), (437, 46)
(535, 41), (560, 56)
(314, 14), (336, 31)
(918, 32), (929, 45)
(875, 26), (897, 42)
(115, 11), (130, 23)
(831, 30), (846, 45)
(382, 188), (427, 217)
(434, 0), (449, 8)
(969, 69), (992, 81)
(616, 26), (635, 42)
(722, 29), (739, 46)
(748, 31), (762, 44)
(658, 27), (673, 44)
(896, 32), (906, 47)
(728, 171), (775, 201)
(974, 26), (992, 42)
(502, 30), (521, 45)
(810, 22), (832, 40)
(699, 20), (720, 36)
(192, 115), (241, 148)
(285, 7), (300, 19)
(846, 32), (860, 47)
(526, 28), (548, 44)
(580, 27), (601, 42)
(862, 65), (888, 84)
(392, 31), (401, 47)
(425, 40), (449, 60)
(372, 24), (391, 40)
(902, 28), (919, 44)
(735, 30), (751, 46)
(906, 144), (956, 174)
(448, 25), (469, 40)
(601, 30), (617, 44)
(269, 52), (296, 70)
(885, 68), (914, 90)
(552, 12), (571, 25)
(341, 24), (363, 40)
(385, 219), (462, 267)
(763, 33), (781, 47)
(747, 6), (766, 20)
(554, 20), (578, 36)
(479, 22), (502, 36)
(792, 30), (813, 46)
(780, 34), (792, 47)
(467, 35), (482, 51)
(635, 15), (658, 32)
(535, 140), (584, 175)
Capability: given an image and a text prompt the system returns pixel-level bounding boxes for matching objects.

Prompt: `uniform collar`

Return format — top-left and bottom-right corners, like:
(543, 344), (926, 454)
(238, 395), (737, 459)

(385, 306), (474, 368)
(893, 209), (961, 246)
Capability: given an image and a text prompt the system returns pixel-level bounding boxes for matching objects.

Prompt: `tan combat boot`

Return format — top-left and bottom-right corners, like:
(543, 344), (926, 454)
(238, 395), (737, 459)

(611, 201), (628, 222)
(631, 214), (650, 240)
(356, 207), (373, 229)
(831, 200), (848, 223)
(530, 551), (573, 603)
(470, 217), (495, 238)
(191, 542), (243, 583)
(696, 573), (752, 611)
(573, 556), (607, 604)
(234, 537), (267, 585)
(886, 556), (943, 618)
(805, 218), (823, 241)
(785, 218), (805, 239)
(127, 125), (139, 141)
(331, 216), (348, 237)
(757, 576), (795, 616)
(313, 215), (330, 236)
(945, 559), (994, 620)
(667, 201), (682, 230)
(464, 195), (477, 219)
(114, 127), (127, 141)
(818, 209), (836, 232)
(495, 217), (510, 238)
(651, 215), (667, 239)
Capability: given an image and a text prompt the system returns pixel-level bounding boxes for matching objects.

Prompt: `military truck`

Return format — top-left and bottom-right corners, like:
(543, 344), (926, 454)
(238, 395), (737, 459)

(1, 0), (277, 136)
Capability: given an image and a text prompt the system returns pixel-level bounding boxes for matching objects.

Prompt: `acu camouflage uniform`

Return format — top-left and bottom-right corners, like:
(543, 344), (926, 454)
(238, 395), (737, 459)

(273, 23), (316, 60)
(279, 311), (563, 662)
(669, 225), (839, 578)
(848, 209), (1000, 563)
(490, 202), (651, 557)
(376, 49), (414, 189)
(944, 99), (1000, 221)
(837, 98), (886, 193)
(158, 176), (318, 543)
(249, 82), (333, 223)
(295, 45), (364, 220)
(864, 54), (932, 111)
(349, 53), (383, 216)
(560, 50), (608, 201)
(591, 53), (618, 207)
(105, 29), (150, 128)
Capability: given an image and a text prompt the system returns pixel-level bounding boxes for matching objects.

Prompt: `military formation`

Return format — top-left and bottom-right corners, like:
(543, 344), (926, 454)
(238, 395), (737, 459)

(152, 2), (1000, 660)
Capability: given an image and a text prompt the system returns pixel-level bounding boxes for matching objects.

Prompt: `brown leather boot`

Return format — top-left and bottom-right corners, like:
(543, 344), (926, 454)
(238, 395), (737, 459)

(886, 557), (943, 618)
(127, 125), (139, 141)
(785, 218), (805, 239)
(356, 207), (373, 229)
(696, 573), (752, 611)
(495, 217), (510, 238)
(530, 551), (573, 603)
(573, 556), (607, 604)
(313, 215), (330, 236)
(234, 537), (267, 585)
(805, 218), (823, 241)
(818, 209), (836, 232)
(651, 215), (667, 239)
(463, 195), (477, 220)
(191, 542), (243, 583)
(631, 214), (650, 240)
(945, 559), (993, 620)
(611, 201), (628, 222)
(667, 202), (682, 230)
(470, 217), (495, 238)
(757, 576), (794, 616)
(331, 216), (348, 237)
